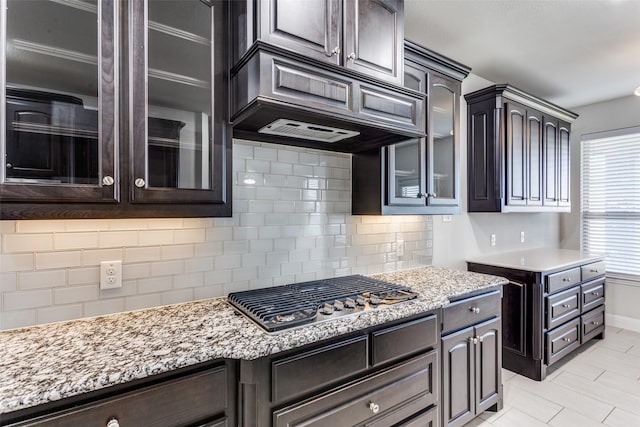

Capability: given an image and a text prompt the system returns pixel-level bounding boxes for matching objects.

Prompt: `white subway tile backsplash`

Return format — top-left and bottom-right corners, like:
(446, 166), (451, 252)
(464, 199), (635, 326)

(0, 140), (433, 328)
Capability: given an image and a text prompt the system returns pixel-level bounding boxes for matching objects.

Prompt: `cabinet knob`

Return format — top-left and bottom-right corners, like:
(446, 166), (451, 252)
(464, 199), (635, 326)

(102, 175), (115, 186)
(469, 337), (479, 344)
(330, 46), (341, 56)
(134, 178), (146, 188)
(6, 163), (12, 169)
(420, 192), (437, 199)
(369, 401), (380, 414)
(469, 306), (480, 314)
(562, 277), (571, 282)
(106, 418), (120, 427)
(347, 52), (356, 61)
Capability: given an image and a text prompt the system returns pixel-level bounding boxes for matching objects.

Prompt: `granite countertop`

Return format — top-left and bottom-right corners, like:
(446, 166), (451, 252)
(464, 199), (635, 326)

(0, 266), (507, 415)
(466, 248), (605, 274)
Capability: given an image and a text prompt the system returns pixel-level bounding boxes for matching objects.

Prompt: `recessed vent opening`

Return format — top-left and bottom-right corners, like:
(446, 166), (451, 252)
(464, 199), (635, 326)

(258, 119), (360, 143)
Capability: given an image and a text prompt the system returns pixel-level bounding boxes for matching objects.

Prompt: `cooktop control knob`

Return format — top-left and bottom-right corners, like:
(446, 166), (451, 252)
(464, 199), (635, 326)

(345, 297), (356, 308)
(334, 300), (344, 311)
(322, 302), (335, 315)
(356, 295), (366, 306)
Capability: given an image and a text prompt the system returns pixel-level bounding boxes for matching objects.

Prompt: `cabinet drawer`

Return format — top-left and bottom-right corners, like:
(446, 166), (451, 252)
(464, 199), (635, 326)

(581, 279), (605, 313)
(395, 405), (438, 427)
(581, 261), (606, 282)
(582, 306), (605, 343)
(546, 267), (581, 293)
(546, 318), (580, 366)
(16, 366), (229, 426)
(372, 314), (437, 367)
(272, 335), (368, 404)
(273, 351), (437, 427)
(367, 400), (438, 427)
(442, 290), (501, 335)
(546, 285), (580, 330)
(357, 84), (424, 131)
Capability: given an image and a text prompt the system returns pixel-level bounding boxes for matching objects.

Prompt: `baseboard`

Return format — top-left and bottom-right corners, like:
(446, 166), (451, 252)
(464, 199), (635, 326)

(606, 313), (640, 333)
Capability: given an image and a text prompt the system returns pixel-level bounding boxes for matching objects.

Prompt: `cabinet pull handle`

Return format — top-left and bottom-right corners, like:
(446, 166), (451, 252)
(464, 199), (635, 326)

(102, 175), (115, 186)
(369, 401), (380, 414)
(6, 163), (12, 169)
(590, 269), (599, 273)
(106, 418), (120, 427)
(329, 46), (340, 56)
(562, 277), (571, 282)
(561, 304), (571, 308)
(419, 192), (437, 199)
(592, 292), (600, 296)
(478, 336), (483, 343)
(134, 178), (146, 188)
(469, 306), (480, 314)
(347, 52), (356, 61)
(469, 337), (479, 344)
(592, 321), (600, 325)
(563, 337), (571, 342)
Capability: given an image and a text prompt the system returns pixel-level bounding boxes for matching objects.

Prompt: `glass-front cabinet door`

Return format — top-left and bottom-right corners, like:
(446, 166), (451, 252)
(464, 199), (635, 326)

(387, 138), (426, 206)
(427, 73), (460, 209)
(0, 0), (117, 203)
(129, 0), (227, 204)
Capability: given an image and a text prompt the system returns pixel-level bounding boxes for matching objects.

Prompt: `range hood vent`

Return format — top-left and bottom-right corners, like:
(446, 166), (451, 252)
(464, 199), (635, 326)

(258, 119), (360, 143)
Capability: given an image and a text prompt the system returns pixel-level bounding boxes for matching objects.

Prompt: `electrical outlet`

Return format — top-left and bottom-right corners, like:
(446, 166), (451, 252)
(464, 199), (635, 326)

(100, 260), (122, 290)
(520, 231), (525, 243)
(396, 239), (405, 257)
(490, 234), (496, 247)
(442, 215), (452, 223)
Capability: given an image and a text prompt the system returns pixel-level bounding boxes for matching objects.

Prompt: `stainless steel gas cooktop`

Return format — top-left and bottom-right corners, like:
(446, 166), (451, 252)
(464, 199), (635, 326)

(227, 275), (418, 332)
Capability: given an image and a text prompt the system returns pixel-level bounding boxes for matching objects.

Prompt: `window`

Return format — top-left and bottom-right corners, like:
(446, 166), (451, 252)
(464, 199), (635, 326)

(581, 126), (640, 283)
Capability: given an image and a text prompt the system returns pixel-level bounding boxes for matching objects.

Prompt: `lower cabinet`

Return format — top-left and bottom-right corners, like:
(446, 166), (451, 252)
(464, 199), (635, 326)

(4, 361), (236, 427)
(239, 312), (441, 427)
(441, 293), (502, 427)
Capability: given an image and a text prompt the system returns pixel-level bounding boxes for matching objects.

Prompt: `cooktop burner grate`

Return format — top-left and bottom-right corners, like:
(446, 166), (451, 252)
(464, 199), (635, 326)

(227, 275), (417, 332)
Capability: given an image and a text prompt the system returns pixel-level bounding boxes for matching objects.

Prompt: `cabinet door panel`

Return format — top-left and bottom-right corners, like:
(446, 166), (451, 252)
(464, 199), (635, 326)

(263, 0), (341, 64)
(475, 318), (501, 414)
(543, 118), (558, 205)
(442, 327), (474, 427)
(527, 110), (543, 205)
(1, 0), (117, 203)
(130, 0), (228, 204)
(506, 103), (527, 206)
(428, 74), (460, 209)
(344, 0), (403, 85)
(558, 123), (570, 207)
(387, 139), (426, 206)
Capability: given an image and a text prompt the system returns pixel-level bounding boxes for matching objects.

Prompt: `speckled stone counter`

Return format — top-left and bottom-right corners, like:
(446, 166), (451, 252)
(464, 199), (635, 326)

(0, 266), (506, 415)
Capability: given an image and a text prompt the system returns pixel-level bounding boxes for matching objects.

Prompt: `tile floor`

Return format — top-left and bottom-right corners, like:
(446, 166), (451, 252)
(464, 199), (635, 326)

(468, 326), (640, 426)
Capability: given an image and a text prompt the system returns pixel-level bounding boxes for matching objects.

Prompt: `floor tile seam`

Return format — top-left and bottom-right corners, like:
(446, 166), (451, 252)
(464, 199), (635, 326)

(548, 372), (618, 420)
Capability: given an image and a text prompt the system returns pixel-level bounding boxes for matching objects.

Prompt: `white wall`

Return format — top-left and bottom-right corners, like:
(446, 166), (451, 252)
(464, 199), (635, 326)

(560, 94), (640, 326)
(432, 74), (562, 269)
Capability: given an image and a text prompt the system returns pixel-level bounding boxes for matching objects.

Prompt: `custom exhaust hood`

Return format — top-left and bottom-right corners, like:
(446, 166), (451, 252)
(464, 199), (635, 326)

(229, 44), (426, 153)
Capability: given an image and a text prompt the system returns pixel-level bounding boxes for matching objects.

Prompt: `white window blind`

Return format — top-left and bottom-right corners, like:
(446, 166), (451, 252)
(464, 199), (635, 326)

(581, 126), (640, 282)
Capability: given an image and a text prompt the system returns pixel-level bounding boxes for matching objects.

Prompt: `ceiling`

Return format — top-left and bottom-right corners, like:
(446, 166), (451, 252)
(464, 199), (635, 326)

(404, 0), (640, 109)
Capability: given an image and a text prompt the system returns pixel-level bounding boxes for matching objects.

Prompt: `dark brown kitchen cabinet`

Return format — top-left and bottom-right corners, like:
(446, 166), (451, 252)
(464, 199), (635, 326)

(441, 291), (502, 427)
(468, 257), (606, 381)
(232, 0), (403, 85)
(2, 361), (236, 427)
(239, 312), (440, 427)
(0, 0), (231, 219)
(352, 41), (470, 215)
(466, 84), (577, 213)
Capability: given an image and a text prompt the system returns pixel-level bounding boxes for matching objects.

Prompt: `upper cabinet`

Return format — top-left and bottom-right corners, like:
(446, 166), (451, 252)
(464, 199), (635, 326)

(352, 41), (470, 215)
(232, 0), (403, 85)
(0, 0), (231, 219)
(229, 0), (425, 153)
(466, 85), (577, 213)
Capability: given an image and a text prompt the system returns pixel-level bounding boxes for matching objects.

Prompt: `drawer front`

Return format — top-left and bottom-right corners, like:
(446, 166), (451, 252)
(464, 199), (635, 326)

(273, 351), (437, 427)
(581, 261), (606, 282)
(17, 366), (228, 426)
(395, 405), (438, 427)
(442, 290), (501, 335)
(272, 335), (368, 404)
(357, 84), (423, 131)
(546, 267), (581, 294)
(581, 279), (605, 313)
(582, 306), (605, 343)
(372, 314), (438, 367)
(367, 401), (438, 427)
(546, 318), (580, 366)
(546, 285), (581, 330)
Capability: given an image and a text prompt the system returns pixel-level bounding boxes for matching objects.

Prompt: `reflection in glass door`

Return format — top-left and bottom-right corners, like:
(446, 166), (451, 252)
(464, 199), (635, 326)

(430, 80), (457, 204)
(146, 0), (212, 190)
